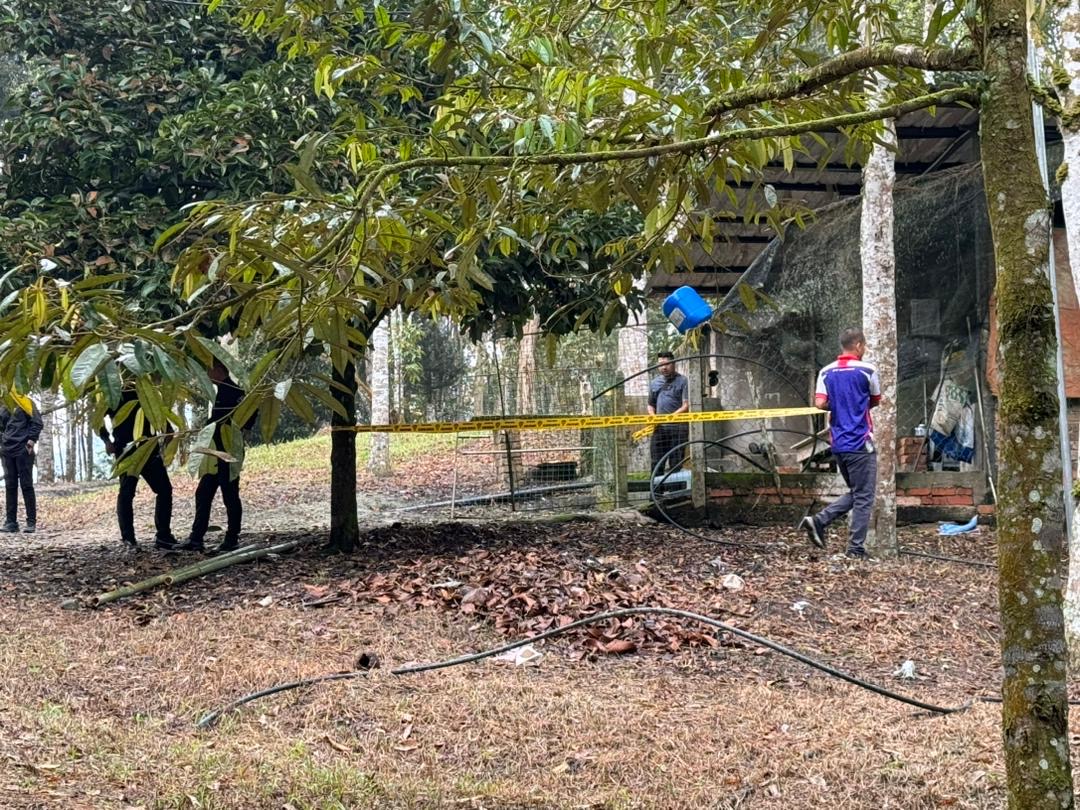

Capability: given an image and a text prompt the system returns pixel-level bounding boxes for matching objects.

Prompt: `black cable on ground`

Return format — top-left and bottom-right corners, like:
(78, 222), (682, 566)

(648, 439), (780, 550)
(197, 672), (365, 729)
(196, 606), (972, 728)
(898, 548), (996, 569)
(392, 607), (970, 715)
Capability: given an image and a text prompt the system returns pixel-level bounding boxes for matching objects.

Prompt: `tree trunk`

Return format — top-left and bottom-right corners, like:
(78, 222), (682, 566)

(517, 315), (540, 413)
(859, 40), (898, 559)
(1057, 0), (1080, 670)
(328, 350), (359, 553)
(981, 0), (1075, 805)
(368, 318), (391, 476)
(617, 311), (650, 397)
(472, 339), (489, 415)
(36, 392), (56, 484)
(85, 417), (94, 479)
(65, 402), (77, 482)
(391, 308), (405, 421)
(1063, 1), (1080, 310)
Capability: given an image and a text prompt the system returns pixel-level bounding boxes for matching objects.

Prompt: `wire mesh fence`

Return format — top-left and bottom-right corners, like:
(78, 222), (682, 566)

(360, 166), (1002, 521)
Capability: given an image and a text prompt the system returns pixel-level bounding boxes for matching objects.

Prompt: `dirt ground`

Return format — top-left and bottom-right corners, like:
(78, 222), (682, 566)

(0, 464), (1066, 809)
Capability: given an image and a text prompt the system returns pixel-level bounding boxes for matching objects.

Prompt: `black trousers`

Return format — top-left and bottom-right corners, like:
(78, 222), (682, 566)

(190, 464), (242, 544)
(650, 424), (689, 476)
(117, 449), (173, 544)
(2, 451), (36, 525)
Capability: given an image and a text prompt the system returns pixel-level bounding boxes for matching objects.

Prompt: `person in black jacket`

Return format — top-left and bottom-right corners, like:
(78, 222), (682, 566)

(0, 392), (43, 534)
(99, 389), (176, 551)
(180, 360), (256, 554)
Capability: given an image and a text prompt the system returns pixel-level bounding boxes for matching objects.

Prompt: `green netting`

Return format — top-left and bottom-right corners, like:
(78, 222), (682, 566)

(715, 163), (995, 470)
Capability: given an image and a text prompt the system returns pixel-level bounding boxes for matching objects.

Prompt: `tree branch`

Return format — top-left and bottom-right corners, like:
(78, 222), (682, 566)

(705, 45), (981, 118)
(355, 86), (979, 211)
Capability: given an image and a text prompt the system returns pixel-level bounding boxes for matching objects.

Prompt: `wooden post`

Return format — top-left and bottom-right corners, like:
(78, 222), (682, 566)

(613, 384), (628, 508)
(687, 352), (707, 509)
(591, 374), (622, 510)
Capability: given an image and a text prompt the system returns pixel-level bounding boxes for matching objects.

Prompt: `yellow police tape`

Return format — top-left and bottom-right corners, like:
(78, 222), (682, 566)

(347, 407), (820, 435)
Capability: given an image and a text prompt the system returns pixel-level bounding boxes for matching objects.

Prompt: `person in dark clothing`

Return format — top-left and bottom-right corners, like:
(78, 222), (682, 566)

(181, 359), (255, 554)
(99, 389), (176, 551)
(799, 327), (882, 559)
(647, 351), (690, 476)
(0, 392), (43, 534)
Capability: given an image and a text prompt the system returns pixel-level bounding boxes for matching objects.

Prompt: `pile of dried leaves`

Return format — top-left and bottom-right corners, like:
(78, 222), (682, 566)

(296, 541), (751, 658)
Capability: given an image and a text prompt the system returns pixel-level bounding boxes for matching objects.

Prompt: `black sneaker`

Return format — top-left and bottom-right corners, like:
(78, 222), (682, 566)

(178, 538), (205, 553)
(799, 516), (825, 548)
(23, 523), (35, 534)
(845, 549), (868, 561)
(154, 536), (178, 551)
(120, 537), (140, 552)
(1, 522), (18, 533)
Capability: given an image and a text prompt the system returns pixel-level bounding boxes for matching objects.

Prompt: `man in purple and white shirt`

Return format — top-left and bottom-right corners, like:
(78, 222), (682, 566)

(799, 327), (882, 559)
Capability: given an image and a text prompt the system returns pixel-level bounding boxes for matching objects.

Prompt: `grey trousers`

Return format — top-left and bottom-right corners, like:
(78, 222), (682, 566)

(815, 451), (877, 552)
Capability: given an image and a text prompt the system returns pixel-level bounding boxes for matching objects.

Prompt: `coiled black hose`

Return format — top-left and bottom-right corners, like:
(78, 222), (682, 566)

(197, 606), (974, 728)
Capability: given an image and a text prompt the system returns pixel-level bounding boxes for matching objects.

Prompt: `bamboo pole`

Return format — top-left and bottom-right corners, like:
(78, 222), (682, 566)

(162, 539), (303, 586)
(91, 539), (305, 606)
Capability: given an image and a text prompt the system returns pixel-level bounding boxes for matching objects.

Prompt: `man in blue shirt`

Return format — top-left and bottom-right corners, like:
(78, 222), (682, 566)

(648, 351), (689, 476)
(799, 327), (882, 559)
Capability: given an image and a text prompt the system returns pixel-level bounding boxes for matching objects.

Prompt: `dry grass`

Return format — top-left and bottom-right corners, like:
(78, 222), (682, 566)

(0, 454), (1069, 809)
(0, 597), (1017, 810)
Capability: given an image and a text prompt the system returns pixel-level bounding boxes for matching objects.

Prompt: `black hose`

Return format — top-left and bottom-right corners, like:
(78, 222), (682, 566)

(393, 607), (970, 716)
(197, 671), (364, 729)
(718, 427), (828, 473)
(195, 606), (972, 728)
(898, 548), (996, 569)
(649, 439), (781, 549)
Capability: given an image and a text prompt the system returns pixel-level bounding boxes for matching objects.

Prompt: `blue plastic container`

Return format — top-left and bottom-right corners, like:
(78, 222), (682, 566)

(662, 286), (713, 333)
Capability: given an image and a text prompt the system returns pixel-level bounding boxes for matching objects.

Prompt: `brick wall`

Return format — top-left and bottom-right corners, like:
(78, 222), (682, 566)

(895, 485), (973, 507)
(700, 470), (991, 524)
(896, 436), (927, 472)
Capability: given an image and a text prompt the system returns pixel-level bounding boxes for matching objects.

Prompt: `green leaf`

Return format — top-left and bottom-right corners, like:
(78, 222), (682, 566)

(111, 398), (139, 430)
(153, 220), (191, 252)
(69, 344), (110, 392)
(260, 395), (281, 444)
(925, 2), (962, 45)
(285, 385), (316, 424)
(194, 337), (247, 387)
(232, 391), (262, 432)
(151, 346), (183, 384)
(98, 361), (123, 409)
(160, 435), (180, 467)
(544, 333), (558, 368)
(114, 436), (156, 478)
(538, 115), (555, 145)
(248, 349), (281, 387)
(304, 382), (350, 420)
(736, 282), (758, 313)
(135, 376), (167, 431)
(40, 352), (58, 390)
